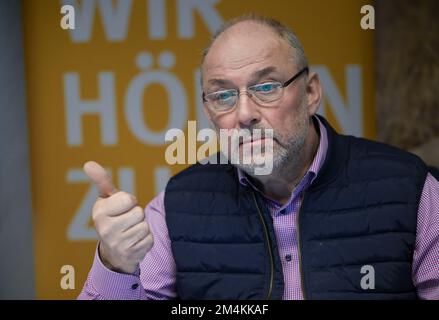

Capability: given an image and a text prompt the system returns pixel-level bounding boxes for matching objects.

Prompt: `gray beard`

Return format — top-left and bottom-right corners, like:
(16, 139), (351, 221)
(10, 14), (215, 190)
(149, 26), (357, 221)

(209, 98), (310, 177)
(235, 118), (309, 177)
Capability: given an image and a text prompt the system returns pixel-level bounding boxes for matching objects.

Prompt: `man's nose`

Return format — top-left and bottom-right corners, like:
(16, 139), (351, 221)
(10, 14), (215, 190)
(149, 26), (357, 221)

(236, 92), (261, 128)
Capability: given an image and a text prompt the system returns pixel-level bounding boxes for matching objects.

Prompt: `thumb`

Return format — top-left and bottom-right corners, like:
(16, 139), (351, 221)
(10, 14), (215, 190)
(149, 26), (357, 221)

(83, 161), (118, 198)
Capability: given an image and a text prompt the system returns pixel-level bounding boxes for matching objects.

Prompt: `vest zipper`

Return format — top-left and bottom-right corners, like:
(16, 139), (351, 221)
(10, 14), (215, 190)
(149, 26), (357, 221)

(296, 192), (307, 299)
(252, 192), (274, 300)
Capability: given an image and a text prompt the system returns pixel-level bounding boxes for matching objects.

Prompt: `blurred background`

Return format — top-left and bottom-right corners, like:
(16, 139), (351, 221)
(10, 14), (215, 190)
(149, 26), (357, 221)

(0, 0), (437, 299)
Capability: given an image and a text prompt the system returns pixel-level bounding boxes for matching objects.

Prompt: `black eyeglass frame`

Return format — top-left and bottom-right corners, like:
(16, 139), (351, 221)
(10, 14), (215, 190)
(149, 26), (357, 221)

(281, 66), (309, 88)
(202, 66), (309, 103)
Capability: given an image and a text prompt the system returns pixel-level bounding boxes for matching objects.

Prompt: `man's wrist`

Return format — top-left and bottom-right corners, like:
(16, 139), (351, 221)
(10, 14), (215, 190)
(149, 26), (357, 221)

(89, 244), (143, 299)
(98, 242), (138, 275)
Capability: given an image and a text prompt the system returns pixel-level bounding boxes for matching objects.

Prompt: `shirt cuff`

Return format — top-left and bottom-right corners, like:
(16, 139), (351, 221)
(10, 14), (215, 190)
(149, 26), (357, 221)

(88, 245), (143, 300)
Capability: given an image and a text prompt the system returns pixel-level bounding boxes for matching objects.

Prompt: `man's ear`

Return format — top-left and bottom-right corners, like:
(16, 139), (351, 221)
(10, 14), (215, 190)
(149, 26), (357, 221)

(306, 71), (323, 116)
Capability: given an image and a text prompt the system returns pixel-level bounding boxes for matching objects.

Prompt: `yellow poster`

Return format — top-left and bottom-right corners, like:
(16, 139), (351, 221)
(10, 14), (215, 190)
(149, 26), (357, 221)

(22, 0), (375, 299)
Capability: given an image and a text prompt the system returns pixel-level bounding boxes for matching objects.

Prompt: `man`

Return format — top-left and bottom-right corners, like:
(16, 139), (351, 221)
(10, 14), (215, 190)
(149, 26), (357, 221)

(78, 15), (439, 300)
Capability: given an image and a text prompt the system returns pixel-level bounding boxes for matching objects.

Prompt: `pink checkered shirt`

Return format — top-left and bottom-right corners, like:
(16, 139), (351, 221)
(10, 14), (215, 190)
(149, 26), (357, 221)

(79, 118), (439, 300)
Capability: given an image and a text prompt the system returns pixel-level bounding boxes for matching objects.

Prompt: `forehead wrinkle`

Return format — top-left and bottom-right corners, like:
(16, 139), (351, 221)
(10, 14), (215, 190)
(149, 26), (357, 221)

(205, 54), (268, 74)
(204, 51), (277, 85)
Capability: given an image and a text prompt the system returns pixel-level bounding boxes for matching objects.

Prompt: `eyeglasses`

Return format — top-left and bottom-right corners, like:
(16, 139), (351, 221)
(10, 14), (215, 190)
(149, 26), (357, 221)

(203, 66), (309, 113)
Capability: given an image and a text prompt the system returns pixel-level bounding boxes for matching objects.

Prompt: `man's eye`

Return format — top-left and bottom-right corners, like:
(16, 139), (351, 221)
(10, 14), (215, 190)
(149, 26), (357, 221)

(255, 83), (278, 93)
(214, 91), (234, 101)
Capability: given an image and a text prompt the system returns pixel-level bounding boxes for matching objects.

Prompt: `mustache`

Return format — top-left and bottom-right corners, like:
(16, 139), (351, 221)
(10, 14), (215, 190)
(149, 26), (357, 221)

(226, 127), (276, 146)
(209, 122), (281, 147)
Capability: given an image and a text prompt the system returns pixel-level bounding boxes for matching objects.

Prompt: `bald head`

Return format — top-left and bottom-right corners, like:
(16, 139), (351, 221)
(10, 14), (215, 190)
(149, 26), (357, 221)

(203, 22), (286, 75)
(201, 15), (308, 71)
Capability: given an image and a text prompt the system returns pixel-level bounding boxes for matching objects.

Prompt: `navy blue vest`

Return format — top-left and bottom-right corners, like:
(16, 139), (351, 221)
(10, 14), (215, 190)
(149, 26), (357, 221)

(164, 116), (427, 300)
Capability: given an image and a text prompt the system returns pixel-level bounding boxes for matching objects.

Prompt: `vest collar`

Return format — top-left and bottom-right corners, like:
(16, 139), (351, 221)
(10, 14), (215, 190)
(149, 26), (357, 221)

(308, 115), (350, 191)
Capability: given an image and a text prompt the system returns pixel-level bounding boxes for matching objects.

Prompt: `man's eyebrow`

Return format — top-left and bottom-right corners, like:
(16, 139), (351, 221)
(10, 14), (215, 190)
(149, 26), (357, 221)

(251, 66), (278, 82)
(206, 66), (278, 87)
(207, 78), (234, 87)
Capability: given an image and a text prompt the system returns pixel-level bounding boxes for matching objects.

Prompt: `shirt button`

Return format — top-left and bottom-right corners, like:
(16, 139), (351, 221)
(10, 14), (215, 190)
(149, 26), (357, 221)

(285, 254), (292, 262)
(131, 283), (139, 290)
(280, 209), (287, 215)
